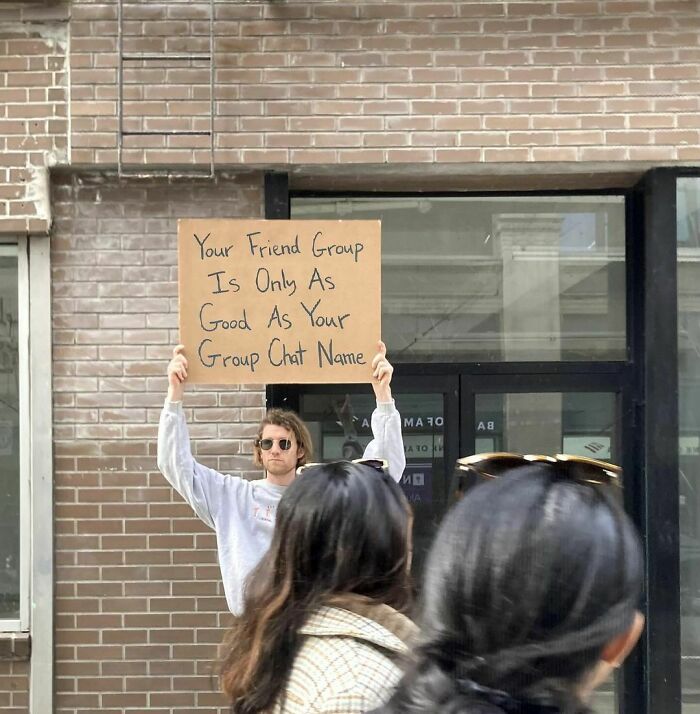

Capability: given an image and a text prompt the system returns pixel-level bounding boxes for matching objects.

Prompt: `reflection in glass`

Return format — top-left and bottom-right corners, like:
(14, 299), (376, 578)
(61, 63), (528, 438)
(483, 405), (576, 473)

(472, 390), (619, 714)
(0, 248), (19, 620)
(678, 178), (700, 711)
(474, 392), (617, 460)
(292, 196), (626, 362)
(299, 392), (445, 576)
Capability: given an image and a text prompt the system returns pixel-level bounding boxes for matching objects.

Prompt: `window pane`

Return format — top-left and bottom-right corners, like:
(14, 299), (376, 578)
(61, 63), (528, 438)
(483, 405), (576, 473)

(0, 249), (20, 620)
(292, 196), (626, 362)
(299, 391), (446, 576)
(474, 391), (617, 460)
(473, 390), (619, 714)
(678, 178), (700, 710)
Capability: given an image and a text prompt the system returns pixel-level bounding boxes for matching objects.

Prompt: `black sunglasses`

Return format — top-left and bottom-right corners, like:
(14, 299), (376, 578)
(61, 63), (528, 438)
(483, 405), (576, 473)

(255, 438), (293, 451)
(454, 452), (621, 487)
(296, 458), (389, 476)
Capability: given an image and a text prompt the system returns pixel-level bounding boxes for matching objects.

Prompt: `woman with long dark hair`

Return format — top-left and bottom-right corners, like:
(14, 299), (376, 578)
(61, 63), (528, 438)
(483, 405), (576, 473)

(220, 459), (416, 714)
(374, 454), (644, 714)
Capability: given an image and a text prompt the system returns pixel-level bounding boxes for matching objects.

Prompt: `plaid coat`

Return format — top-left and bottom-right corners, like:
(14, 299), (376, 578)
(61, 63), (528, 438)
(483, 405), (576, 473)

(269, 596), (417, 714)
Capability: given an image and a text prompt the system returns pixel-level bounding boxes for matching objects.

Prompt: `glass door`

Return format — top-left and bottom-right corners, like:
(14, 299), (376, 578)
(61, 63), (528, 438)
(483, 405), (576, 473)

(459, 372), (629, 714)
(273, 366), (634, 712)
(275, 375), (459, 577)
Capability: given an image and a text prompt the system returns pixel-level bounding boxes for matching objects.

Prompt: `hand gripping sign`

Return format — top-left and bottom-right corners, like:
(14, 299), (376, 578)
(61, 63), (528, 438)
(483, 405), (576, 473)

(178, 219), (382, 384)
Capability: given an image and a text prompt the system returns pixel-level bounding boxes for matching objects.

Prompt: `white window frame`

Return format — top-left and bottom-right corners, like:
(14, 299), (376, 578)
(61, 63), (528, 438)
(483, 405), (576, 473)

(0, 239), (29, 632)
(0, 234), (53, 712)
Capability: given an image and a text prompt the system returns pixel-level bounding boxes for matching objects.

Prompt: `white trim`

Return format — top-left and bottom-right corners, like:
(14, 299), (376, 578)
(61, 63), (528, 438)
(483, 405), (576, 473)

(0, 618), (23, 632)
(0, 241), (27, 631)
(18, 236), (30, 631)
(28, 234), (54, 714)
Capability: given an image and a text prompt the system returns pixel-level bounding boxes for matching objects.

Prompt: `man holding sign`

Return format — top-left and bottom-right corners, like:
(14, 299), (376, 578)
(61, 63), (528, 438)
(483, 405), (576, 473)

(157, 341), (405, 615)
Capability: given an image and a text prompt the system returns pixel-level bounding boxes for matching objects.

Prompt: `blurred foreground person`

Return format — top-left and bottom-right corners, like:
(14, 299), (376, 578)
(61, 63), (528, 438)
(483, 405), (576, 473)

(375, 453), (644, 714)
(220, 460), (416, 714)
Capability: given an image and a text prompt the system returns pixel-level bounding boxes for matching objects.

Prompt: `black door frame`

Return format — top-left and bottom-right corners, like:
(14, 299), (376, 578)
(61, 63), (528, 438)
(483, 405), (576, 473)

(629, 169), (681, 714)
(264, 168), (686, 714)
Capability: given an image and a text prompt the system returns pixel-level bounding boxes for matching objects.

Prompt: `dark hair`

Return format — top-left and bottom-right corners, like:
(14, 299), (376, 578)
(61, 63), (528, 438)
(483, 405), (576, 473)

(253, 408), (313, 468)
(375, 463), (643, 714)
(220, 461), (412, 714)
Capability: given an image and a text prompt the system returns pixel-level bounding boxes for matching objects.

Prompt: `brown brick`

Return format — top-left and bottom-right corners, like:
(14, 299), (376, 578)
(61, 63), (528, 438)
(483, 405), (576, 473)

(678, 145), (700, 159)
(627, 145), (676, 160)
(556, 130), (605, 145)
(579, 146), (629, 161)
(482, 147), (531, 161)
(531, 147), (580, 161)
(460, 132), (508, 147)
(509, 131), (556, 146)
(434, 148), (482, 162)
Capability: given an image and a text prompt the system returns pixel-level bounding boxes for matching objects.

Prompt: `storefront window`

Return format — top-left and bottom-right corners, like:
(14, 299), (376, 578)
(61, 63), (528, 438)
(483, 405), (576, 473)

(472, 389), (619, 714)
(474, 392), (617, 460)
(292, 195), (626, 362)
(0, 246), (20, 620)
(678, 178), (700, 710)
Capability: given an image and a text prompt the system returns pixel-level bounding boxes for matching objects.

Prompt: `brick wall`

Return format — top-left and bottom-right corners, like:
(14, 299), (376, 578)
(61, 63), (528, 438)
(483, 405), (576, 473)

(0, 1), (69, 233)
(0, 660), (28, 713)
(4, 0), (700, 225)
(51, 171), (264, 714)
(68, 0), (700, 168)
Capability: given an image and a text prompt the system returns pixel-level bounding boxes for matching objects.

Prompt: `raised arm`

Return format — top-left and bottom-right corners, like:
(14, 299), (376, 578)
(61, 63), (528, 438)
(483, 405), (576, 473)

(157, 345), (229, 528)
(167, 343), (187, 402)
(362, 341), (406, 482)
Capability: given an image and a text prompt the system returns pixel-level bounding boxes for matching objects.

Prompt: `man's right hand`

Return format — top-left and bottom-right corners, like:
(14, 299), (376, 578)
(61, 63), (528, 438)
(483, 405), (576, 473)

(167, 344), (188, 401)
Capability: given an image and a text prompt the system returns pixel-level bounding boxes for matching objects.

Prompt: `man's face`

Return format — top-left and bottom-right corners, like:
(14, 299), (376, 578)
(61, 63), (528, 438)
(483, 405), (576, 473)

(258, 424), (304, 481)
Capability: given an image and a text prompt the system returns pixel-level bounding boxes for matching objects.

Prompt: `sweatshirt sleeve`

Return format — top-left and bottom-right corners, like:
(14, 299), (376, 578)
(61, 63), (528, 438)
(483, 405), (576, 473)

(157, 400), (230, 529)
(362, 399), (406, 483)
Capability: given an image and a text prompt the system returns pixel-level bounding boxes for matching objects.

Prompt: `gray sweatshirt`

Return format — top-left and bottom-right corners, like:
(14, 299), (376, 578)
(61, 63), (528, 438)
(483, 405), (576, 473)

(157, 399), (406, 614)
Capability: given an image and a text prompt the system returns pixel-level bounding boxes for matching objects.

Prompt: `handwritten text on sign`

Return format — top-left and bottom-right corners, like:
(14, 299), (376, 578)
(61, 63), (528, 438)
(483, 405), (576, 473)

(178, 219), (381, 384)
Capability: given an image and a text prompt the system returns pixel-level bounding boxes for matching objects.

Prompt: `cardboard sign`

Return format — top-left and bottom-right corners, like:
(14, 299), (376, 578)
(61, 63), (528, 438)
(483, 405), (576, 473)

(178, 219), (381, 384)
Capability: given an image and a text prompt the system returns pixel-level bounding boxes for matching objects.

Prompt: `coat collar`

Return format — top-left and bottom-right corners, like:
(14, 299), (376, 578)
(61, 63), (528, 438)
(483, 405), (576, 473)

(298, 595), (417, 655)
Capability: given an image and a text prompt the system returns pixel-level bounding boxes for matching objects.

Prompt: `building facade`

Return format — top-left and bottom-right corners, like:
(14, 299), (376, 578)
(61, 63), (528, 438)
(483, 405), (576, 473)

(1, 1), (699, 712)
